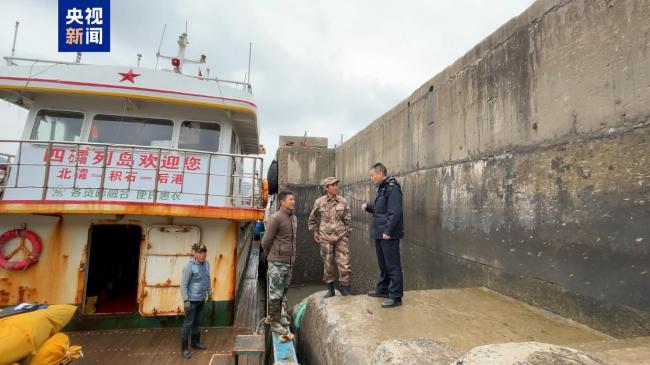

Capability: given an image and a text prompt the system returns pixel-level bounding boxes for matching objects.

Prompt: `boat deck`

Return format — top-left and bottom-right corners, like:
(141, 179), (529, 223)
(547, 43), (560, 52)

(67, 327), (250, 364)
(234, 240), (266, 331)
(67, 241), (266, 365)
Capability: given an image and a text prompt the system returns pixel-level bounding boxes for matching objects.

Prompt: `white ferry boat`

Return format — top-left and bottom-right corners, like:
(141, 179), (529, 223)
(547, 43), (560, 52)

(0, 33), (269, 332)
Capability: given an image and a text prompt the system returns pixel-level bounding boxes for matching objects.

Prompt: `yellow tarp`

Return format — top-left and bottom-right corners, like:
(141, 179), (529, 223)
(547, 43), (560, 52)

(0, 324), (33, 365)
(28, 333), (82, 365)
(0, 305), (77, 365)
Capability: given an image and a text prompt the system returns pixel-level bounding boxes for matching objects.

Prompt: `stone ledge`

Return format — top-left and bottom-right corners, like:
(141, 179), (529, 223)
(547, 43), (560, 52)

(298, 287), (613, 365)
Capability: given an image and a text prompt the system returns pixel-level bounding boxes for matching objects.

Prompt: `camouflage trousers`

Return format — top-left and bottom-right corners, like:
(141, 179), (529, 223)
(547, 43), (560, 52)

(267, 261), (292, 302)
(319, 237), (351, 286)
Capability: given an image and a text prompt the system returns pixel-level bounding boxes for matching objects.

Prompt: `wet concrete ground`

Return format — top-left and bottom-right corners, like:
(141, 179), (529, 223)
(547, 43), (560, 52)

(286, 283), (324, 310)
(575, 336), (650, 365)
(298, 287), (650, 364)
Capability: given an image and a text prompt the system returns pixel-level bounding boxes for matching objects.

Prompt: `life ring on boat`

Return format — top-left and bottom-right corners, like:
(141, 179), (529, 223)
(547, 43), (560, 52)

(0, 229), (43, 270)
(261, 178), (269, 207)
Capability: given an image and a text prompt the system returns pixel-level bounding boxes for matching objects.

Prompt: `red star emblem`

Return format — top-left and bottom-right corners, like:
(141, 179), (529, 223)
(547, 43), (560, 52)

(118, 69), (141, 83)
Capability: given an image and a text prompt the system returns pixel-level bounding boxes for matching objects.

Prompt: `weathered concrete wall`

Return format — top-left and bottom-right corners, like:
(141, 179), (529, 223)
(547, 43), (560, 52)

(336, 0), (650, 336)
(276, 137), (335, 284)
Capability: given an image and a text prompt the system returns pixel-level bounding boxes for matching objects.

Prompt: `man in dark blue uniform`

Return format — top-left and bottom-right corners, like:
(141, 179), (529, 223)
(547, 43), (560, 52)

(362, 163), (404, 308)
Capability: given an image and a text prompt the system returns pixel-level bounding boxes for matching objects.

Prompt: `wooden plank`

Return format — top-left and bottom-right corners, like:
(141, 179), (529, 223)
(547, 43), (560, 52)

(234, 241), (265, 331)
(233, 334), (265, 354)
(209, 353), (232, 365)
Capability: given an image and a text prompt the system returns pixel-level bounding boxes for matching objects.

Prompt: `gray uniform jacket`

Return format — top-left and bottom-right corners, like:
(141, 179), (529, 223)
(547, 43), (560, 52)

(180, 258), (212, 302)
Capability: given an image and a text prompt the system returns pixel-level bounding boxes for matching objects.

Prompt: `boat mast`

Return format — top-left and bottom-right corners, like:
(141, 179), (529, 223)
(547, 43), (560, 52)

(175, 33), (188, 73)
(247, 42), (252, 93)
(154, 24), (167, 70)
(157, 32), (205, 74)
(7, 21), (19, 66)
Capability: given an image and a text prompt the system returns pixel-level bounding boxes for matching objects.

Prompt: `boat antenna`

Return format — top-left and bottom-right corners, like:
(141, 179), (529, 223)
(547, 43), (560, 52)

(8, 21), (19, 66)
(154, 24), (167, 70)
(156, 32), (201, 74)
(247, 42), (252, 92)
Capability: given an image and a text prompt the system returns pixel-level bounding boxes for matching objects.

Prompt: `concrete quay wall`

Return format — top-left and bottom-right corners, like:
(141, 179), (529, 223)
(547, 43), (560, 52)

(335, 0), (650, 336)
(276, 138), (336, 284)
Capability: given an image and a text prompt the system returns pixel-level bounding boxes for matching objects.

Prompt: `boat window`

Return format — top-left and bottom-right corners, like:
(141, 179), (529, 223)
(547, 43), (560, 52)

(30, 110), (84, 142)
(90, 115), (173, 147)
(178, 121), (221, 152)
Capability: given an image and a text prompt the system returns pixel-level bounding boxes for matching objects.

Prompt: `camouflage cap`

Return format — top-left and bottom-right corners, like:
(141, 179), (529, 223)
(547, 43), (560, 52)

(323, 176), (340, 187)
(192, 243), (207, 252)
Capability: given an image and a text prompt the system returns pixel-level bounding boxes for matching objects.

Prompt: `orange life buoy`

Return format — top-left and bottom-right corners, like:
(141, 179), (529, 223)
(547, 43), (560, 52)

(261, 178), (269, 207)
(0, 229), (43, 270)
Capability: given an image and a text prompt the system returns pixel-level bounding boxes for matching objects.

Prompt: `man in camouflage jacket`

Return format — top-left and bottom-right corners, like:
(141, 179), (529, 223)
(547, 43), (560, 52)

(308, 177), (352, 297)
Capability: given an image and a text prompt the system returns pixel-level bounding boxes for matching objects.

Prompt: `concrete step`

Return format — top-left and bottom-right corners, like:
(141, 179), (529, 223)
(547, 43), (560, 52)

(298, 287), (624, 365)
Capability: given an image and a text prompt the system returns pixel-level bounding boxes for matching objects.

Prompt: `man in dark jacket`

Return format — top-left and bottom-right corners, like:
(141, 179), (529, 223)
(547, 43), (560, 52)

(361, 163), (404, 308)
(261, 191), (297, 334)
(180, 243), (212, 359)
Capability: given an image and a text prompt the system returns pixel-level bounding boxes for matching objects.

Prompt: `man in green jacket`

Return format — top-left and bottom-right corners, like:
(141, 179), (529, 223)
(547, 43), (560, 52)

(261, 191), (297, 335)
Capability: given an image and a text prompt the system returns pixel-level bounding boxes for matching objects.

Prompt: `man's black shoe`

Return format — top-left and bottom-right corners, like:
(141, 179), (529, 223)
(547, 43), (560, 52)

(381, 298), (402, 308)
(339, 285), (352, 296)
(181, 349), (192, 359)
(181, 338), (192, 359)
(191, 334), (207, 350)
(191, 342), (207, 350)
(367, 290), (389, 298)
(324, 282), (335, 298)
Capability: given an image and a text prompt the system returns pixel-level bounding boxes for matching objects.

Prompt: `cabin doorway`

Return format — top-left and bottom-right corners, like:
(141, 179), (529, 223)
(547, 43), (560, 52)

(84, 224), (141, 315)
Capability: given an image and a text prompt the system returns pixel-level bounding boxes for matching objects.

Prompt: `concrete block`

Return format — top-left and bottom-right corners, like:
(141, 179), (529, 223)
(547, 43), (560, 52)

(279, 135), (328, 148)
(298, 288), (611, 365)
(454, 342), (607, 365)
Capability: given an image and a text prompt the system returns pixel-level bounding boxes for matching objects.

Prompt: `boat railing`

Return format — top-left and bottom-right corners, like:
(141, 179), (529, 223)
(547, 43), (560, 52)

(0, 139), (264, 209)
(4, 56), (87, 66)
(182, 74), (253, 93)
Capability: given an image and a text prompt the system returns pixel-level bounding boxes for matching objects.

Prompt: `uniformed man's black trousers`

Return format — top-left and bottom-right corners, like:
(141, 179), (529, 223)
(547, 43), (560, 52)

(374, 239), (403, 300)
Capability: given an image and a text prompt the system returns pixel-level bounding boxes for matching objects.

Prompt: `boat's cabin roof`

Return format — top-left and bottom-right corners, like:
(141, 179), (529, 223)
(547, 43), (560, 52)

(0, 63), (259, 154)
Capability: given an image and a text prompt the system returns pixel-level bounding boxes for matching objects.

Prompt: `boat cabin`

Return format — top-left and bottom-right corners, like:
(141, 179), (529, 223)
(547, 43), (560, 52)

(0, 48), (265, 328)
